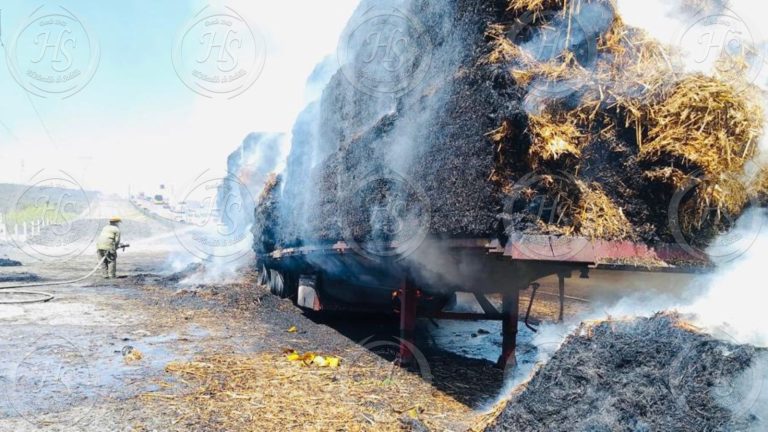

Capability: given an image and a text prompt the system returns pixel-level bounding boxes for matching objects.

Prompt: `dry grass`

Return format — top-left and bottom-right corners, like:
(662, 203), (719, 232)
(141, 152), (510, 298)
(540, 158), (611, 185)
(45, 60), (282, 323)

(639, 76), (763, 173)
(141, 351), (476, 431)
(573, 182), (634, 240)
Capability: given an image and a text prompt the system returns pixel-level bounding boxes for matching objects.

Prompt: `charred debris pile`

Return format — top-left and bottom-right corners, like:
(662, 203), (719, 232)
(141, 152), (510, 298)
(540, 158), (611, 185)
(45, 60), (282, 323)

(483, 313), (766, 432)
(253, 0), (768, 256)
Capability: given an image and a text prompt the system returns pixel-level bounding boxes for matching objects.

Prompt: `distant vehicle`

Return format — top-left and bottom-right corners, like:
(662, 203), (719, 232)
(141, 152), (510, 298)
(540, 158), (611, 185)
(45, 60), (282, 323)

(153, 194), (164, 204)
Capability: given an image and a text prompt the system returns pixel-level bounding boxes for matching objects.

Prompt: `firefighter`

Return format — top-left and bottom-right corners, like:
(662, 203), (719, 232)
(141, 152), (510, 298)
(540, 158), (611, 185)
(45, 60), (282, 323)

(96, 217), (123, 278)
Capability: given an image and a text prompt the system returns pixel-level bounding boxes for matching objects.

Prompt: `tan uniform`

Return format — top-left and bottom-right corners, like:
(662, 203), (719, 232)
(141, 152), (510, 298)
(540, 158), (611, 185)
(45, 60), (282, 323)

(96, 224), (121, 278)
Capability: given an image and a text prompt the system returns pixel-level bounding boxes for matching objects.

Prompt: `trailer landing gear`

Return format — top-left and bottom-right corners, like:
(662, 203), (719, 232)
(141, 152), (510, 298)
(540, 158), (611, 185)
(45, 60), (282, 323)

(398, 276), (418, 365)
(498, 287), (520, 369)
(395, 276), (522, 370)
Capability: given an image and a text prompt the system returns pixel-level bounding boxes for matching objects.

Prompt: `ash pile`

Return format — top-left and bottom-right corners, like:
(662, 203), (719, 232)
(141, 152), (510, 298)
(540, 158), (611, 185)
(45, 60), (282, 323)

(253, 0), (768, 255)
(485, 313), (767, 432)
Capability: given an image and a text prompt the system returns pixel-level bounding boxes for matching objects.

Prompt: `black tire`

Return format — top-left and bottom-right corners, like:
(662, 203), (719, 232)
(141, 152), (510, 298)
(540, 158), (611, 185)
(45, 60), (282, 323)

(268, 269), (284, 297)
(258, 265), (270, 286)
(283, 271), (299, 300)
(268, 269), (298, 299)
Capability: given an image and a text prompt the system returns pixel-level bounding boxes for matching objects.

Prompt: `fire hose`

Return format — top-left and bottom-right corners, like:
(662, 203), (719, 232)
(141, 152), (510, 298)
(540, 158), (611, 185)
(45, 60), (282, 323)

(0, 245), (128, 304)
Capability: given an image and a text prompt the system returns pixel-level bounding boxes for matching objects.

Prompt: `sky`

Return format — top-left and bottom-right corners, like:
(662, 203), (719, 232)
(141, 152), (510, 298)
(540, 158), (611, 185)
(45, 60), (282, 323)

(0, 0), (358, 195)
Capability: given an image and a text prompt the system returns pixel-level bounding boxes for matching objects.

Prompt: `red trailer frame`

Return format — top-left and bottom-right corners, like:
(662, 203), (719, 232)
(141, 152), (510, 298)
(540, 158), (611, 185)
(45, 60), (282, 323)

(262, 235), (710, 368)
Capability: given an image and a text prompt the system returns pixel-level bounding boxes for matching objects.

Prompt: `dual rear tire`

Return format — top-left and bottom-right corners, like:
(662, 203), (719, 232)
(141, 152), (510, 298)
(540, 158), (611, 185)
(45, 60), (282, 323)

(266, 268), (298, 299)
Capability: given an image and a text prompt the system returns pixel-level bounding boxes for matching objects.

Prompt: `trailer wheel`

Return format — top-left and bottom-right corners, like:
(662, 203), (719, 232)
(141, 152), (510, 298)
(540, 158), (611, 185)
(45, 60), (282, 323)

(268, 270), (298, 299)
(258, 265), (270, 286)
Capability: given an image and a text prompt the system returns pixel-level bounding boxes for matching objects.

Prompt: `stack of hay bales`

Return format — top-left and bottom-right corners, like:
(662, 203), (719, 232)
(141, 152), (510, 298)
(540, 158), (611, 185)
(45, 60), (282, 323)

(252, 0), (766, 257)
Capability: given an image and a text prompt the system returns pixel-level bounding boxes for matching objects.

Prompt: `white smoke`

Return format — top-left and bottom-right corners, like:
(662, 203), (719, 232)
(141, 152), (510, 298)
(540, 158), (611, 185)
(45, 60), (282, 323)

(616, 0), (768, 93)
(677, 209), (767, 346)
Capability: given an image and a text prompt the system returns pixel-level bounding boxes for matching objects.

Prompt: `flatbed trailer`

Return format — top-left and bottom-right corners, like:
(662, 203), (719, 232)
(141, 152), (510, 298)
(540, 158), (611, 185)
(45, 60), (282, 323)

(260, 235), (710, 368)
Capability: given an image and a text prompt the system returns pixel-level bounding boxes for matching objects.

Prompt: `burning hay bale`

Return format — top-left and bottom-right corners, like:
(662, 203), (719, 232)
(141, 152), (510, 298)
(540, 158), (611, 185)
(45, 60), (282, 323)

(527, 114), (585, 168)
(484, 314), (766, 432)
(253, 0), (767, 258)
(252, 174), (281, 255)
(487, 0), (766, 244)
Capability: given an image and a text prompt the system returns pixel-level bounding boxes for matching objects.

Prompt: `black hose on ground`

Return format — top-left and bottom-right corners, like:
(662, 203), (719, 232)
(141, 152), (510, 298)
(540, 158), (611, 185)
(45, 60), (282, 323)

(0, 255), (108, 305)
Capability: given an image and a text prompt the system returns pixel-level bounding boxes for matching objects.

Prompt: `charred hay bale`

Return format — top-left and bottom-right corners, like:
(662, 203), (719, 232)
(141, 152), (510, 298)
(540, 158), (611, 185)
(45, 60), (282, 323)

(270, 0), (510, 249)
(501, 175), (634, 240)
(485, 314), (765, 432)
(502, 173), (580, 237)
(252, 175), (281, 255)
(253, 0), (764, 257)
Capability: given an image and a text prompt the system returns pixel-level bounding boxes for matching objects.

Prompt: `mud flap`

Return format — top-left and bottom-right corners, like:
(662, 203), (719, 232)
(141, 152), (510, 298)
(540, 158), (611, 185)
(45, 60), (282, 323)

(297, 275), (320, 310)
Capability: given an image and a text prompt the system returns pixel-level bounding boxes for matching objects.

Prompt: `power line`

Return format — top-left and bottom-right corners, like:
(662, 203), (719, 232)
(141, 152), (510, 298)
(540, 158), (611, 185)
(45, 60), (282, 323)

(0, 118), (19, 142)
(24, 91), (56, 146)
